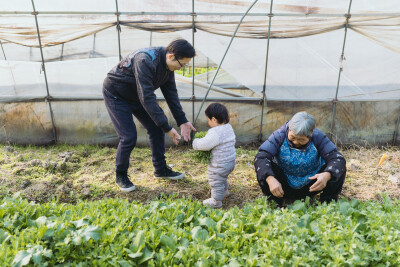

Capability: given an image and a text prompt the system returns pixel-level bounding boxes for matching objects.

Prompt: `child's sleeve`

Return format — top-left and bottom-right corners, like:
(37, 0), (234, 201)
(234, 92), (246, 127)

(192, 130), (220, 151)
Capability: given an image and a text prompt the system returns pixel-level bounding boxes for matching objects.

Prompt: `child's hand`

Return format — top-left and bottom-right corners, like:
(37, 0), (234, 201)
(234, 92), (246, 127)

(192, 132), (212, 163)
(167, 128), (181, 145)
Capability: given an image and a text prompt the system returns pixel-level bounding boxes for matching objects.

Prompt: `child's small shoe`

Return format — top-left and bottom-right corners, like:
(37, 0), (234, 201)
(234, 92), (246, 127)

(203, 198), (222, 208)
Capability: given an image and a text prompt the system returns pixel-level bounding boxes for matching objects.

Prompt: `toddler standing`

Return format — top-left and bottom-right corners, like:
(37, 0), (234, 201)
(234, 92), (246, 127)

(193, 103), (236, 208)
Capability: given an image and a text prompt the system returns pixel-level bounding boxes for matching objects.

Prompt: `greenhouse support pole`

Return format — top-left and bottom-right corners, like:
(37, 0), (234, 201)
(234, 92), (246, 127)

(150, 31), (152, 47)
(393, 110), (400, 146)
(31, 0), (58, 143)
(90, 33), (96, 58)
(194, 0), (259, 126)
(0, 40), (7, 60)
(258, 0), (274, 142)
(1, 11), (400, 17)
(330, 0), (353, 140)
(191, 0), (196, 124)
(60, 43), (64, 61)
(115, 0), (122, 61)
(2, 11), (400, 16)
(206, 57), (209, 83)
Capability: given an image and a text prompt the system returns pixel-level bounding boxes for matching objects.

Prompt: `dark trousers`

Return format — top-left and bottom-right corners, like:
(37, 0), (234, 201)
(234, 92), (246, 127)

(257, 161), (345, 205)
(103, 88), (166, 172)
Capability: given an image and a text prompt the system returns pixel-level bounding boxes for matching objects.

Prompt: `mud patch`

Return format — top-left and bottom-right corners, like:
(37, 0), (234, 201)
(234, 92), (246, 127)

(22, 182), (54, 202)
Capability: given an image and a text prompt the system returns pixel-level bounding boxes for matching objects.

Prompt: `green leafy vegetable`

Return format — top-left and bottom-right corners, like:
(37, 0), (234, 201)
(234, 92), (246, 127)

(193, 131), (212, 163)
(2, 195), (400, 266)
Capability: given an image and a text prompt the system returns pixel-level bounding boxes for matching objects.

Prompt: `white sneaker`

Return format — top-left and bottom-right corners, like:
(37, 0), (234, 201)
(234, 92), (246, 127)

(224, 190), (230, 197)
(203, 198), (222, 208)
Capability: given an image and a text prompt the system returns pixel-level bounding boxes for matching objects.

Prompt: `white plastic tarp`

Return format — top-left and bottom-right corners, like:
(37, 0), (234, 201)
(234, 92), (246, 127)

(179, 28), (400, 100)
(0, 57), (241, 102)
(1, 0), (400, 101)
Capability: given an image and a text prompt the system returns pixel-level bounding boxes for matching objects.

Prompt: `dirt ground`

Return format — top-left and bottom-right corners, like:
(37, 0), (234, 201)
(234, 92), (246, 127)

(0, 144), (399, 209)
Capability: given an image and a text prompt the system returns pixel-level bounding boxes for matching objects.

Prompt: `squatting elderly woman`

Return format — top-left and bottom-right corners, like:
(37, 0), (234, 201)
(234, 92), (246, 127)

(254, 111), (346, 205)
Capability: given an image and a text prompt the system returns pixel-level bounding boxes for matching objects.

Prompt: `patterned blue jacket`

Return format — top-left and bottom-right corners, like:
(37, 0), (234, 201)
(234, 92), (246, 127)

(254, 121), (346, 184)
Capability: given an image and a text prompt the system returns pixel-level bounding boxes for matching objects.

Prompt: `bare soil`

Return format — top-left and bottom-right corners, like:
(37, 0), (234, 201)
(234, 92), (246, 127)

(0, 144), (399, 209)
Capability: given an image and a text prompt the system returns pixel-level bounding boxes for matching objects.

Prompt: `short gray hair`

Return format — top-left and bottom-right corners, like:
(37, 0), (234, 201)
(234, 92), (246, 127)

(288, 111), (315, 137)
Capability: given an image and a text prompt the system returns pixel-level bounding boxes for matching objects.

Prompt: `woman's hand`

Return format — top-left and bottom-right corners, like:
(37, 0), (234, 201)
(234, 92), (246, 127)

(309, 172), (331, 192)
(266, 176), (284, 198)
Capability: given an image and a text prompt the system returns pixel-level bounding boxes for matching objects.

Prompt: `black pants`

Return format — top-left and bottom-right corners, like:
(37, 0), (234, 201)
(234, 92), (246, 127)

(257, 161), (345, 205)
(103, 88), (166, 172)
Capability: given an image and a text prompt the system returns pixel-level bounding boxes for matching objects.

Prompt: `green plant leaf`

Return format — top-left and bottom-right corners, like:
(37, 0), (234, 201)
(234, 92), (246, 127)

(35, 216), (48, 227)
(193, 131), (212, 163)
(12, 251), (32, 267)
(0, 229), (11, 243)
(160, 235), (176, 252)
(297, 214), (311, 228)
(128, 252), (143, 259)
(229, 259), (242, 267)
(32, 252), (42, 264)
(191, 226), (209, 242)
(72, 235), (82, 245)
(183, 215), (194, 224)
(138, 247), (155, 264)
(149, 201), (159, 211)
(290, 201), (306, 213)
(72, 216), (90, 228)
(81, 225), (101, 241)
(340, 202), (351, 215)
(199, 217), (217, 231)
(133, 230), (145, 252)
(118, 260), (134, 267)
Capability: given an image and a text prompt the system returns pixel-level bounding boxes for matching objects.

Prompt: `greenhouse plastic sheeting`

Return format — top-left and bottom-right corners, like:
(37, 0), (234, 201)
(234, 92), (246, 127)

(2, 0), (400, 51)
(1, 0), (400, 100)
(179, 28), (400, 100)
(1, 0), (400, 146)
(0, 28), (180, 62)
(0, 57), (243, 102)
(1, 99), (398, 146)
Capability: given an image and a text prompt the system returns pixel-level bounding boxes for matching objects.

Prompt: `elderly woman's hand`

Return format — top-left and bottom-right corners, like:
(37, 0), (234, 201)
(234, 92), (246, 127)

(266, 176), (284, 198)
(309, 172), (331, 192)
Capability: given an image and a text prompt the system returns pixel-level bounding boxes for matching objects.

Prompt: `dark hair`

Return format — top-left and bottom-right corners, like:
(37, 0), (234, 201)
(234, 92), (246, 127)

(205, 103), (230, 124)
(166, 39), (196, 59)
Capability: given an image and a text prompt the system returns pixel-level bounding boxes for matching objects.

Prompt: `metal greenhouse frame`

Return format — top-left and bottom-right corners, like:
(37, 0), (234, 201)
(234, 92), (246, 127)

(1, 0), (399, 146)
